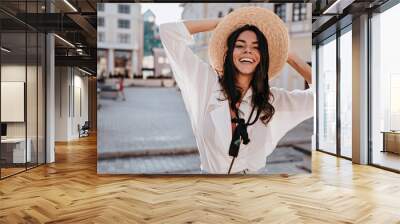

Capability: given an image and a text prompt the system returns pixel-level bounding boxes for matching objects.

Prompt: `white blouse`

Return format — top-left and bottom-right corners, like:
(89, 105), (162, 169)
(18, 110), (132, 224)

(159, 22), (314, 174)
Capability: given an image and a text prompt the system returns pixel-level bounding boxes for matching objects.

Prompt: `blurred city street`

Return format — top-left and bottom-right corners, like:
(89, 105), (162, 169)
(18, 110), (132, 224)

(98, 86), (313, 174)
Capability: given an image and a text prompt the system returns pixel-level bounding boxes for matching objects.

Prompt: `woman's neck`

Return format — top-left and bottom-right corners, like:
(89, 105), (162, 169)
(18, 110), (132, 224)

(236, 73), (253, 97)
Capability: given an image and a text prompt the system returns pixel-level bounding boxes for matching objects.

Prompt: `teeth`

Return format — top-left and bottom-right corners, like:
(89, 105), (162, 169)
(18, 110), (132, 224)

(239, 58), (253, 63)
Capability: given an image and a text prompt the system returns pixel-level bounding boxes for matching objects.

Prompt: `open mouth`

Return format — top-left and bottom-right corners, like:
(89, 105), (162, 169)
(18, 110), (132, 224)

(239, 58), (255, 64)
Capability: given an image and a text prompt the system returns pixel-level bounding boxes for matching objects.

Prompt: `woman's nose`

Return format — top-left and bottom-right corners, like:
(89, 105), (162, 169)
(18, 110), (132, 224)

(244, 46), (252, 54)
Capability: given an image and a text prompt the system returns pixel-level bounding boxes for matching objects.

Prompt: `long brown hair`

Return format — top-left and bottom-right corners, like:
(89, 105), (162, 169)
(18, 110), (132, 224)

(219, 25), (275, 125)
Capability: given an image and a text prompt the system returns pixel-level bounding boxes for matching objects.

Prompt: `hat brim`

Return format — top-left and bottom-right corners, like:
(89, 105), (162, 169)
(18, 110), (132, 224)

(208, 7), (289, 80)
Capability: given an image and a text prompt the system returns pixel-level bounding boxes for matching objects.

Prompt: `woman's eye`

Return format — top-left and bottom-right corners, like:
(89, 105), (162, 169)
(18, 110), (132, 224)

(235, 45), (244, 48)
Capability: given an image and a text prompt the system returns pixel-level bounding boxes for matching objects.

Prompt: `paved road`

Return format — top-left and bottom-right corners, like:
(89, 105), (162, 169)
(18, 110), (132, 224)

(98, 87), (313, 174)
(98, 87), (196, 153)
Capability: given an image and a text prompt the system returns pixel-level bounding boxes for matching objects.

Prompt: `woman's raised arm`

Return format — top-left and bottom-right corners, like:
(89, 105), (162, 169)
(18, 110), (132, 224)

(183, 19), (221, 35)
(159, 21), (220, 126)
(286, 52), (312, 84)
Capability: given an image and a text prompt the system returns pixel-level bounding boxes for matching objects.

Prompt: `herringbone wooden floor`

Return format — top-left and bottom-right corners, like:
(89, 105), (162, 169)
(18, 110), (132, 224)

(1, 134), (400, 224)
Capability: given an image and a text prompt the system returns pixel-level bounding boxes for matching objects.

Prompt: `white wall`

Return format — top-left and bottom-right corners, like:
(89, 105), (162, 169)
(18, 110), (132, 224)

(55, 66), (69, 141)
(55, 67), (89, 141)
(72, 73), (89, 138)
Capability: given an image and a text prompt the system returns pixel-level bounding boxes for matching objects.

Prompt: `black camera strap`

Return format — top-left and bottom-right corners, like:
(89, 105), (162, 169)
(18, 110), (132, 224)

(227, 104), (260, 174)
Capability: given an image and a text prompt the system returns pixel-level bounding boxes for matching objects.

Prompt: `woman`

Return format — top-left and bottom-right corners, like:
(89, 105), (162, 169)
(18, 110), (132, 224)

(159, 7), (313, 174)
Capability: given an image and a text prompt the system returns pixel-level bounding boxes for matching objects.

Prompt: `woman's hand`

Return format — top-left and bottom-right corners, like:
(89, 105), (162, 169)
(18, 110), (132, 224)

(286, 52), (312, 84)
(183, 19), (222, 35)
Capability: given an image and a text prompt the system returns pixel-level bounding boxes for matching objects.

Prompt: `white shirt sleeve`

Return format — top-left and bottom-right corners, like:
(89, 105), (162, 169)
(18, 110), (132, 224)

(159, 22), (218, 127)
(269, 86), (314, 146)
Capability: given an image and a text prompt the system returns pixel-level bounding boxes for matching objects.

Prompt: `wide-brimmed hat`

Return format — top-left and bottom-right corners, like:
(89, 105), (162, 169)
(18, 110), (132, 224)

(208, 6), (289, 80)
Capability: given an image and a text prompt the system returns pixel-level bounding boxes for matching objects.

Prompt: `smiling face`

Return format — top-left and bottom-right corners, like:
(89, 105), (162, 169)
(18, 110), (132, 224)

(220, 25), (274, 125)
(232, 30), (261, 76)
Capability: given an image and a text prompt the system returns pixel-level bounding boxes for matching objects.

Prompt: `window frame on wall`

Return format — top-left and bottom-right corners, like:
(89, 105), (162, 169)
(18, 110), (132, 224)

(98, 32), (105, 42)
(274, 4), (286, 22)
(292, 3), (307, 22)
(315, 24), (353, 161)
(118, 19), (130, 29)
(0, 1), (47, 180)
(98, 3), (104, 12)
(368, 0), (400, 173)
(118, 4), (130, 14)
(313, 0), (400, 173)
(316, 33), (338, 156)
(117, 33), (130, 44)
(339, 25), (353, 159)
(98, 17), (104, 27)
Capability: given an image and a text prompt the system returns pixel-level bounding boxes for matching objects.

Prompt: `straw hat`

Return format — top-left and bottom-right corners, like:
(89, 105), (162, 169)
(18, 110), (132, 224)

(208, 6), (289, 79)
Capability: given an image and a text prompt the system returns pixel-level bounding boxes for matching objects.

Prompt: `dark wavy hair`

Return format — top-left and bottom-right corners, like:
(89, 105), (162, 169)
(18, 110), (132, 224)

(219, 25), (275, 125)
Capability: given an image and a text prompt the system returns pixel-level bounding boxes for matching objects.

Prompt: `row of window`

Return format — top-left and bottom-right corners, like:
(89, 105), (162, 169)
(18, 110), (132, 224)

(98, 3), (130, 14)
(98, 32), (131, 44)
(274, 3), (307, 22)
(98, 17), (130, 29)
(216, 4), (307, 22)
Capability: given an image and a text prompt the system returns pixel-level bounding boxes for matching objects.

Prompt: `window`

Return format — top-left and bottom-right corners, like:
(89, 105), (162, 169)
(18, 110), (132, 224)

(161, 68), (171, 76)
(98, 32), (105, 42)
(228, 8), (234, 13)
(318, 36), (337, 155)
(339, 29), (352, 158)
(292, 3), (307, 22)
(97, 3), (104, 11)
(218, 11), (223, 18)
(118, 33), (130, 44)
(1, 22), (46, 179)
(147, 15), (155, 23)
(274, 4), (286, 22)
(114, 50), (132, 76)
(118, 4), (130, 14)
(118, 19), (130, 29)
(371, 3), (400, 171)
(98, 17), (104, 27)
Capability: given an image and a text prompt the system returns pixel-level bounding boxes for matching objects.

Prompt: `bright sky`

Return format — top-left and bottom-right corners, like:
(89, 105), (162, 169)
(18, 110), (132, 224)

(140, 3), (183, 25)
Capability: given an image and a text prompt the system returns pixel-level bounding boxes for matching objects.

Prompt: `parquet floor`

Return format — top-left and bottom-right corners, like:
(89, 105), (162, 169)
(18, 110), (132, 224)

(1, 167), (26, 178)
(1, 134), (400, 223)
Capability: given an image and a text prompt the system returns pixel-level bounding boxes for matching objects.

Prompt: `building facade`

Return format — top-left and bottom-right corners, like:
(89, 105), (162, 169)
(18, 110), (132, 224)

(153, 48), (172, 77)
(97, 3), (143, 78)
